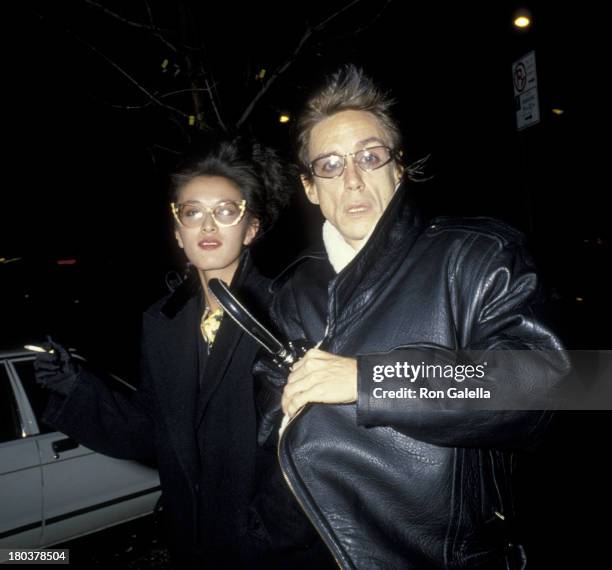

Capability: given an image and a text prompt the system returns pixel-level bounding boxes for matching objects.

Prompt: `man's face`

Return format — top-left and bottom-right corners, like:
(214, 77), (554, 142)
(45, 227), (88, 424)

(301, 110), (403, 249)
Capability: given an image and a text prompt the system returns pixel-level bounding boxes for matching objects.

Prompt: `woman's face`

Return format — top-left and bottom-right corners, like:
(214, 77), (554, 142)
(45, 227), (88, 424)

(174, 175), (259, 282)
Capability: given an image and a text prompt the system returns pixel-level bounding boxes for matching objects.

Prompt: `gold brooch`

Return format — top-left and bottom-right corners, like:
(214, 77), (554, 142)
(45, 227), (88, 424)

(201, 307), (223, 345)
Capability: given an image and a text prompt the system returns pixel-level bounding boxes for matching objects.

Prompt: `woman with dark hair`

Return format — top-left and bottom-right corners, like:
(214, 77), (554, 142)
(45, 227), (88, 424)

(33, 134), (331, 568)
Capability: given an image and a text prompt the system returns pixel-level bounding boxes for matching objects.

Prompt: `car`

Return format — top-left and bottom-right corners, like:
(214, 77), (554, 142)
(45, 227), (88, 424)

(0, 347), (162, 561)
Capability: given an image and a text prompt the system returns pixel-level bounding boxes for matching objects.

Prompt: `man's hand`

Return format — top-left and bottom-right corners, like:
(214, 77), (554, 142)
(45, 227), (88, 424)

(281, 348), (357, 418)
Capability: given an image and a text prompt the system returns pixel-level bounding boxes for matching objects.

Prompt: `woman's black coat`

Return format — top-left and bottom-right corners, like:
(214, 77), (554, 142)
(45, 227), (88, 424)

(40, 250), (323, 568)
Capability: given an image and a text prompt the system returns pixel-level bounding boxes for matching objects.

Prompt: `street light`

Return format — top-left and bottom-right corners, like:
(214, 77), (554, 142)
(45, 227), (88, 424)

(513, 9), (532, 29)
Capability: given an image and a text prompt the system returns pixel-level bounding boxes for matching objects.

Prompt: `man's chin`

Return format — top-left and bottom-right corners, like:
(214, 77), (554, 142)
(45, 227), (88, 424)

(339, 220), (376, 244)
(340, 231), (375, 250)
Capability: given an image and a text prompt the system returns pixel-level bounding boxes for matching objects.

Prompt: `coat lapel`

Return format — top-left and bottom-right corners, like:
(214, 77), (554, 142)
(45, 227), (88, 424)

(194, 309), (244, 432)
(149, 284), (202, 488)
(195, 250), (254, 431)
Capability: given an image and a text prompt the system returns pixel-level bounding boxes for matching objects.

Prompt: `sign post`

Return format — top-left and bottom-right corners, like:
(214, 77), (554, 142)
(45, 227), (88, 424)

(513, 50), (540, 131)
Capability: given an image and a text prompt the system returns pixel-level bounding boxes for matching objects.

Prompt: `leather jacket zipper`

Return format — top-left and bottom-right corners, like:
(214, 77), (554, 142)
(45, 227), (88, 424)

(277, 407), (346, 569)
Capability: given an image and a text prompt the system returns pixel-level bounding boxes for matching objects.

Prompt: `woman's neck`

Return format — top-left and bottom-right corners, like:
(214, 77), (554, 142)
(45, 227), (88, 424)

(197, 260), (240, 311)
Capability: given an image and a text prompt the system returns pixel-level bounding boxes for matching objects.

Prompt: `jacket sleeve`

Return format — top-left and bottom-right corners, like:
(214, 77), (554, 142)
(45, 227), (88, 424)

(355, 236), (571, 449)
(41, 315), (158, 462)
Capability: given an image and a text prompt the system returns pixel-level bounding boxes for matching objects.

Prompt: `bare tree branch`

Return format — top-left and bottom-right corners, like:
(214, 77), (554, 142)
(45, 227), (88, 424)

(83, 0), (169, 32)
(81, 38), (188, 117)
(141, 0), (185, 55)
(162, 87), (217, 98)
(83, 3), (213, 127)
(83, 0), (181, 54)
(312, 0), (363, 31)
(236, 32), (310, 128)
(101, 100), (155, 111)
(34, 10), (188, 119)
(236, 0), (364, 128)
(152, 143), (181, 155)
(203, 70), (227, 131)
(175, 2), (207, 130)
(352, 0), (394, 34)
(143, 0), (157, 28)
(98, 88), (217, 111)
(143, 0), (205, 53)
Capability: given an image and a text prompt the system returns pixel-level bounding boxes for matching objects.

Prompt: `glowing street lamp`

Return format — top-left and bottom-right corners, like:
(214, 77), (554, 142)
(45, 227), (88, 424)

(513, 9), (532, 29)
(514, 16), (531, 28)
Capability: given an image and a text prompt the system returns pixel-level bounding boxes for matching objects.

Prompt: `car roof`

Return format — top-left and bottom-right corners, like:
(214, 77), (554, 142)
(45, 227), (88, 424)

(0, 347), (78, 359)
(0, 348), (38, 359)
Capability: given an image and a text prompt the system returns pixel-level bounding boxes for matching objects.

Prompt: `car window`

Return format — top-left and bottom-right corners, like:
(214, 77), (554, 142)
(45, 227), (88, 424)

(12, 359), (56, 435)
(0, 363), (20, 442)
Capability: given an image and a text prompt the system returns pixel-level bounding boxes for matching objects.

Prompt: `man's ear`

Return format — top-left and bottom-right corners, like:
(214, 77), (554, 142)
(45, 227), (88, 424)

(175, 229), (184, 249)
(243, 217), (260, 246)
(393, 162), (405, 185)
(393, 151), (405, 185)
(301, 174), (320, 205)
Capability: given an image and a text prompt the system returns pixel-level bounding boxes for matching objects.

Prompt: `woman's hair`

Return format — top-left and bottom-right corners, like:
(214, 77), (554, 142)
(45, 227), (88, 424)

(170, 133), (294, 237)
(295, 64), (402, 181)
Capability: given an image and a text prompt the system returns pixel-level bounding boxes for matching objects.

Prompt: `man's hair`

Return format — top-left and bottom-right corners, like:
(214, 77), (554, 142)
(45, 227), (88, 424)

(295, 64), (402, 180)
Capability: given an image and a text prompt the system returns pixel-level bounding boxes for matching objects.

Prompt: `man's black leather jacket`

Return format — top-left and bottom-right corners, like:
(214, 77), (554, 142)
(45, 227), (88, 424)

(255, 182), (569, 569)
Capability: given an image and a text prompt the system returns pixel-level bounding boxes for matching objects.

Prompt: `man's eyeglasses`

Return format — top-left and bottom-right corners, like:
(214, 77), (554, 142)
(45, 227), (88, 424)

(309, 145), (396, 179)
(171, 199), (247, 228)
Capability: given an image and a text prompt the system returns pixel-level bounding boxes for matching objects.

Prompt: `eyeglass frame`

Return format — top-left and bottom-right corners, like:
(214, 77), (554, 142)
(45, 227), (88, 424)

(308, 145), (399, 179)
(170, 199), (247, 228)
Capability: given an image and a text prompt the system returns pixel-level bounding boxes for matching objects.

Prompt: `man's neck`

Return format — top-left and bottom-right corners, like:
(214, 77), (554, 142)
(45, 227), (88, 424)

(323, 220), (375, 273)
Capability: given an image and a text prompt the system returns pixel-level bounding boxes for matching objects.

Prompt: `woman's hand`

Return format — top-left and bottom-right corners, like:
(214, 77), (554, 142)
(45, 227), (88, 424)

(281, 348), (357, 418)
(33, 336), (80, 396)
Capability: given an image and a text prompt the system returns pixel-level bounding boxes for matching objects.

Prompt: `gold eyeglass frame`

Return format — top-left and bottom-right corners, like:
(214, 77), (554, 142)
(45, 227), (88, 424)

(170, 199), (247, 228)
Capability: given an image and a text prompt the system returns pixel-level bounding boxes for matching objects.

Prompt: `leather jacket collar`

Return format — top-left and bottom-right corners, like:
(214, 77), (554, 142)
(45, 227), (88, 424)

(270, 179), (426, 307)
(331, 179), (425, 315)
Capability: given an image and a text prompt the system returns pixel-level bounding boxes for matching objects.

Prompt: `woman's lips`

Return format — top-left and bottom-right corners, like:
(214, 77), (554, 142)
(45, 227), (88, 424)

(198, 239), (222, 250)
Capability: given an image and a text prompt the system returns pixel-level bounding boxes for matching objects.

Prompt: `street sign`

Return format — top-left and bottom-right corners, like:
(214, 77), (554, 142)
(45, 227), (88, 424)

(513, 51), (540, 130)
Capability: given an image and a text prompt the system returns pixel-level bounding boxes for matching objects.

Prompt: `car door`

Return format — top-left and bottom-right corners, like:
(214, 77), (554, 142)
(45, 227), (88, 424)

(0, 360), (43, 557)
(7, 356), (161, 547)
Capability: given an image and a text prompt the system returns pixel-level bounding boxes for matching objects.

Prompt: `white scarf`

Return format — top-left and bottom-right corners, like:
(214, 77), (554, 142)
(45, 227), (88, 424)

(321, 218), (375, 273)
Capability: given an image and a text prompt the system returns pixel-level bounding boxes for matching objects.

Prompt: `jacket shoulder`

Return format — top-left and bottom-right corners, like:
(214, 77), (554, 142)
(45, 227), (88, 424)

(143, 291), (174, 320)
(424, 216), (527, 248)
(143, 292), (173, 320)
(142, 270), (201, 321)
(269, 248), (330, 294)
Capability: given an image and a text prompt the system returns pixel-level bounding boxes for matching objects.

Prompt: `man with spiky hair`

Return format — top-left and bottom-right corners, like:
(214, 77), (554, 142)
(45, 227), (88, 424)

(256, 65), (569, 569)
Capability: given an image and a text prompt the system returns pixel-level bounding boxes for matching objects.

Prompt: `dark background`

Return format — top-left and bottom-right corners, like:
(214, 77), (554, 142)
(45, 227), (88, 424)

(4, 1), (610, 567)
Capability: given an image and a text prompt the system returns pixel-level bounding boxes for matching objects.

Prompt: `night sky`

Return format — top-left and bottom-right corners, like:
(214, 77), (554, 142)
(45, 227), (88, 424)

(3, 2), (611, 566)
(10, 1), (607, 252)
(5, 1), (609, 345)
(4, 2), (608, 341)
